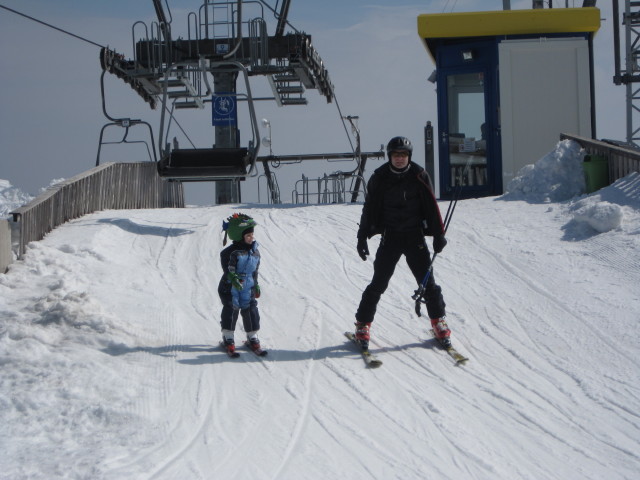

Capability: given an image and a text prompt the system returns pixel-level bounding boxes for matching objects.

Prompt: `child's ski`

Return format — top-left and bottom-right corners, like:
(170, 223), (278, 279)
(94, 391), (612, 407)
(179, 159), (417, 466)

(244, 340), (268, 357)
(344, 332), (383, 368)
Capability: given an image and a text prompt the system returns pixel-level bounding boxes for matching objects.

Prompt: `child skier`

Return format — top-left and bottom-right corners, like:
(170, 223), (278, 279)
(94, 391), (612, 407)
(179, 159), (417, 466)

(218, 213), (265, 357)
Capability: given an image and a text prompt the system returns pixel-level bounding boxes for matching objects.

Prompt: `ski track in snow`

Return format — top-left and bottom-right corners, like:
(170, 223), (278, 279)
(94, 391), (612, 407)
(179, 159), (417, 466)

(1, 200), (639, 480)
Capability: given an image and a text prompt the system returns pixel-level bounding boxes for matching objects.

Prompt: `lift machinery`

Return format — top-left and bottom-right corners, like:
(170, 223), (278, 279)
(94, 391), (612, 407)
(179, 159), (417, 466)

(98, 0), (344, 203)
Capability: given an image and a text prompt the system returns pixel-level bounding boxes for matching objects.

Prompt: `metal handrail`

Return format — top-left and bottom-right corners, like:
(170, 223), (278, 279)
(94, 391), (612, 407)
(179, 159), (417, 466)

(257, 173), (281, 204)
(292, 173), (367, 204)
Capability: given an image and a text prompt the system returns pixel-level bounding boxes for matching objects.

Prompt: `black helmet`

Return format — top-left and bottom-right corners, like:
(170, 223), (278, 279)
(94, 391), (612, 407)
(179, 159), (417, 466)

(386, 136), (412, 160)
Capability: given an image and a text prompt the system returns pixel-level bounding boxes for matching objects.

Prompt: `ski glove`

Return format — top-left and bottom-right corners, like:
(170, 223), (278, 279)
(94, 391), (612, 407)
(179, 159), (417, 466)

(357, 237), (369, 261)
(227, 272), (243, 290)
(433, 234), (447, 254)
(254, 284), (261, 298)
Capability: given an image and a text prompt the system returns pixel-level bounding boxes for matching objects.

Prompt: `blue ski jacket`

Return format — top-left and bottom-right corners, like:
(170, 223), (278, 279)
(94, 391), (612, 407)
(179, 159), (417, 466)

(219, 240), (261, 309)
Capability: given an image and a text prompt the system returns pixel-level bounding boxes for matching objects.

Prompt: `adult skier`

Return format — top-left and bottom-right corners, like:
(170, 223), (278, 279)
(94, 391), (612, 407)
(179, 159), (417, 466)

(354, 136), (452, 347)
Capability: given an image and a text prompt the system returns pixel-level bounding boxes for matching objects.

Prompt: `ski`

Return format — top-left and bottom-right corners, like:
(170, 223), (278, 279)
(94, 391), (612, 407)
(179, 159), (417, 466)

(244, 340), (268, 357)
(220, 341), (240, 358)
(430, 331), (469, 365)
(344, 332), (383, 368)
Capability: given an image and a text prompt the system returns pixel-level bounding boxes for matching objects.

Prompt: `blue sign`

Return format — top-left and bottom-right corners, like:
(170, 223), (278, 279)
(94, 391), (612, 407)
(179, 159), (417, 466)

(212, 93), (237, 127)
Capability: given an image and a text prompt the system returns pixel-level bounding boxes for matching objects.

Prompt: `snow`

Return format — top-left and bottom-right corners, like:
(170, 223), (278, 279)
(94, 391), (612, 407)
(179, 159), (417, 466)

(0, 179), (33, 217)
(504, 139), (587, 202)
(0, 177), (67, 218)
(570, 199), (624, 233)
(1, 141), (639, 480)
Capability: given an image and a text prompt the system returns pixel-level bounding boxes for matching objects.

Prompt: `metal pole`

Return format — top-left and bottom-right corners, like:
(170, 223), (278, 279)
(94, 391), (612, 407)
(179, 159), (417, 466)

(424, 121), (435, 186)
(613, 0), (622, 85)
(214, 72), (241, 204)
(625, 0), (633, 143)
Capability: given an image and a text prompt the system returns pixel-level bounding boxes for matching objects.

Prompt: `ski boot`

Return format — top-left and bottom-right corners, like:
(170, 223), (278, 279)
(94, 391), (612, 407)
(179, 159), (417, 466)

(431, 317), (451, 348)
(354, 321), (371, 349)
(247, 337), (261, 352)
(223, 338), (238, 356)
(245, 333), (268, 356)
(222, 330), (239, 357)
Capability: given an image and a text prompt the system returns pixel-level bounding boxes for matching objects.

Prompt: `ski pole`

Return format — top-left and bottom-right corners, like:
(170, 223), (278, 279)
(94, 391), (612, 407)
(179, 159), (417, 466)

(412, 255), (437, 317)
(412, 158), (471, 316)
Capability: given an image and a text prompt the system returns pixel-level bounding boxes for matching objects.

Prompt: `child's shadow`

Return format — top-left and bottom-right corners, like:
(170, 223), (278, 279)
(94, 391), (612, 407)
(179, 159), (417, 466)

(180, 343), (358, 365)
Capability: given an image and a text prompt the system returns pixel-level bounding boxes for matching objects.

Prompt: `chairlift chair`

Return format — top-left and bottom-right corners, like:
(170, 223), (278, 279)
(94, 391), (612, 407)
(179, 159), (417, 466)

(95, 70), (158, 166)
(156, 60), (260, 182)
(157, 146), (250, 181)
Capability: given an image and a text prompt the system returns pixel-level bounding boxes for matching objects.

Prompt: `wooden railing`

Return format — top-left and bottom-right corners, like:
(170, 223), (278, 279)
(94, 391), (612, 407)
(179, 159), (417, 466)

(0, 219), (11, 273)
(10, 162), (184, 258)
(560, 133), (640, 183)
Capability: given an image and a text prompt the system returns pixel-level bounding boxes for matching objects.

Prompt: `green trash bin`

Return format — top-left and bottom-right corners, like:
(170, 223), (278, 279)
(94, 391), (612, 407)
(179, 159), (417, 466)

(582, 154), (609, 193)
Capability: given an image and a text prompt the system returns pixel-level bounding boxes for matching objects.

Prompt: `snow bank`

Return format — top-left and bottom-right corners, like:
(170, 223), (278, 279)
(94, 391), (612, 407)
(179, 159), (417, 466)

(566, 171), (640, 235)
(504, 139), (586, 202)
(500, 142), (640, 237)
(569, 200), (624, 233)
(0, 179), (33, 218)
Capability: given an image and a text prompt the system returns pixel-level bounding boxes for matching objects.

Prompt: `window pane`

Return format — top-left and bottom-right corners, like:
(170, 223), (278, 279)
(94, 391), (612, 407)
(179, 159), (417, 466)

(447, 73), (487, 187)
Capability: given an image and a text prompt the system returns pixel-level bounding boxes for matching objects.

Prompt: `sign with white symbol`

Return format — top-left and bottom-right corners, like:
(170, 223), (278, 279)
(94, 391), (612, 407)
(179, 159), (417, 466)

(212, 93), (237, 127)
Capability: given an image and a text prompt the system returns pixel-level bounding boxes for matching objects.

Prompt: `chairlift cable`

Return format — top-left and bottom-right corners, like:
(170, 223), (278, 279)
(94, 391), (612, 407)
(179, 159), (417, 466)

(162, 103), (196, 149)
(332, 93), (366, 189)
(0, 4), (105, 49)
(257, 0), (301, 35)
(333, 91), (356, 154)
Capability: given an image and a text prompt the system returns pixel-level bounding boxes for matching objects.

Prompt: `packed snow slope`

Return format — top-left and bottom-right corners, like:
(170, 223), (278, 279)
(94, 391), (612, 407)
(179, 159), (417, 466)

(1, 143), (640, 480)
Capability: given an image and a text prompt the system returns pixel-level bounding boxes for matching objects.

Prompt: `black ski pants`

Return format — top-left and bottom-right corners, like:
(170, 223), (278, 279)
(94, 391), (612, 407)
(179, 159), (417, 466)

(218, 286), (260, 333)
(356, 230), (446, 323)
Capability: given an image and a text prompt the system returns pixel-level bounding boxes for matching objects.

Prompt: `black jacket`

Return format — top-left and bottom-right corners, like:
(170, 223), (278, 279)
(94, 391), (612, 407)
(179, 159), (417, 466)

(357, 162), (444, 239)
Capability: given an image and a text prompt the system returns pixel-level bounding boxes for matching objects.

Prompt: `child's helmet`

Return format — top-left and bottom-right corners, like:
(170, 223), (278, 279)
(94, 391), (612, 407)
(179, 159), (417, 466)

(223, 213), (257, 242)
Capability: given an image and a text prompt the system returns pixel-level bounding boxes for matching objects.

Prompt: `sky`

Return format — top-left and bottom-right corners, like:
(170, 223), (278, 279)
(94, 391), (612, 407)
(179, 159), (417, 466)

(0, 0), (628, 205)
(1, 139), (639, 479)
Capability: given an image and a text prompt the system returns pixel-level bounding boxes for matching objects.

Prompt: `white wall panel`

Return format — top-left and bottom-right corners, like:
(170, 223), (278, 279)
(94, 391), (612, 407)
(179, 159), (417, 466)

(499, 38), (592, 187)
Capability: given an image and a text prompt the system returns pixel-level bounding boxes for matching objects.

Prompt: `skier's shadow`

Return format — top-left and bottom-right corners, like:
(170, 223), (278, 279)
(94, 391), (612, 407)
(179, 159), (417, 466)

(102, 344), (215, 357)
(102, 341), (437, 365)
(180, 343), (359, 365)
(378, 340), (438, 353)
(102, 344), (235, 365)
(258, 344), (360, 362)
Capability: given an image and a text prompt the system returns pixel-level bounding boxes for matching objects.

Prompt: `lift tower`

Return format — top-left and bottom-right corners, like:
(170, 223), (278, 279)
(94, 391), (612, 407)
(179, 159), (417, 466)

(99, 0), (334, 203)
(614, 0), (640, 146)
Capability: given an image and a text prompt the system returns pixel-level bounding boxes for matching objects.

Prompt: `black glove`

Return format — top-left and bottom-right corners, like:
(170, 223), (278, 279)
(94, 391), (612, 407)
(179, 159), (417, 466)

(433, 234), (447, 254)
(357, 237), (369, 261)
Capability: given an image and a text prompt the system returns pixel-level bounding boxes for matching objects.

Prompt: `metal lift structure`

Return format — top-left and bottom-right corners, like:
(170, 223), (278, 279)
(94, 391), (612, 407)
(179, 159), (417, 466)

(613, 0), (640, 147)
(97, 0), (382, 203)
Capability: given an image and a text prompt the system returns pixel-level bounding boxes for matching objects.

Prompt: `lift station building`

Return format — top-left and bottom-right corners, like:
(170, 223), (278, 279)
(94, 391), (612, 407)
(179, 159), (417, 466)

(417, 7), (601, 198)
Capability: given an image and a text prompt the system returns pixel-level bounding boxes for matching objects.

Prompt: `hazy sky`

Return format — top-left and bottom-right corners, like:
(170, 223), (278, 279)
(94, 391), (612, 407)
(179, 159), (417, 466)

(0, 1), (624, 204)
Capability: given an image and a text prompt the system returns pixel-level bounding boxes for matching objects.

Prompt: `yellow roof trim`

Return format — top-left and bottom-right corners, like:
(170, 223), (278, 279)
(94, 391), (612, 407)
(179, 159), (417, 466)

(418, 7), (600, 40)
